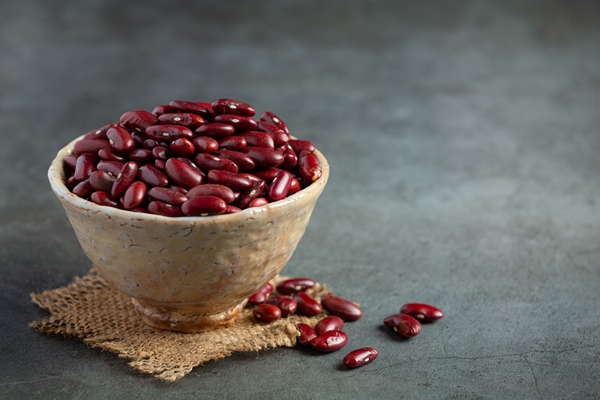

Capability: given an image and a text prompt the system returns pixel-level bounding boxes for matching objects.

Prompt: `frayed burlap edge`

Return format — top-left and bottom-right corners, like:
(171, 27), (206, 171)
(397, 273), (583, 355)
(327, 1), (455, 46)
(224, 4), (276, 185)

(30, 269), (330, 382)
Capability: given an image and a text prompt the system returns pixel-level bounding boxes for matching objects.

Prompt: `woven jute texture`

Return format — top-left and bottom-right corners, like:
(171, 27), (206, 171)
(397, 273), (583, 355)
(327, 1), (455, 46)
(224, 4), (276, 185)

(30, 269), (329, 382)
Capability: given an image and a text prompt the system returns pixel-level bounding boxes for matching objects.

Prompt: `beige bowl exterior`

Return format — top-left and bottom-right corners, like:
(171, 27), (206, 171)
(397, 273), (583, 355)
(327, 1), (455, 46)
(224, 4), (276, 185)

(48, 136), (328, 332)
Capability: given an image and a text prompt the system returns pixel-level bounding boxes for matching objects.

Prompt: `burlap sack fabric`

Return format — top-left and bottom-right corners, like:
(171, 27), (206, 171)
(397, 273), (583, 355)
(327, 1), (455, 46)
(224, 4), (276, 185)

(30, 270), (329, 382)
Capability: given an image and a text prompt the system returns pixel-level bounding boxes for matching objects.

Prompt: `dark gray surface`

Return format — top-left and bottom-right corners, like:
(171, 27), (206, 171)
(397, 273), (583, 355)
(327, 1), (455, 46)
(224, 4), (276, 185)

(2, 0), (600, 399)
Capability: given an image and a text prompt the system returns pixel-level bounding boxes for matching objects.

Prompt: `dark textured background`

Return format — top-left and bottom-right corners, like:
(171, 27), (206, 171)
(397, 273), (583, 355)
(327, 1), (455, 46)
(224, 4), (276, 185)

(1, 1), (599, 398)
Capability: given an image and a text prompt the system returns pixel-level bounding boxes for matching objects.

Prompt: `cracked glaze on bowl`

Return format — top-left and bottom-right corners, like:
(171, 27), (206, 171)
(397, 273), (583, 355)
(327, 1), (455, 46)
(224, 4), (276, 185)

(48, 136), (328, 332)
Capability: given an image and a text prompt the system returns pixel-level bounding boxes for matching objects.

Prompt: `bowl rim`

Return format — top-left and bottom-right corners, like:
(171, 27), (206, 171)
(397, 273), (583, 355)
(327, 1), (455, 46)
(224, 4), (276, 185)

(48, 135), (329, 222)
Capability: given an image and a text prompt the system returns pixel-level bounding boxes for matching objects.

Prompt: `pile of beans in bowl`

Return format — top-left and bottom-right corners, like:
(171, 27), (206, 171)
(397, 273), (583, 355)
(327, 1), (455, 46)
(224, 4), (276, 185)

(63, 99), (322, 217)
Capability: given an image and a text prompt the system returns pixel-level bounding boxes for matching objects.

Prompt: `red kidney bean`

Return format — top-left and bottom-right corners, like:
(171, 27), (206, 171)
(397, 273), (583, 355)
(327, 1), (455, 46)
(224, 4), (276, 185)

(293, 292), (322, 316)
(168, 100), (212, 119)
(260, 111), (290, 135)
(66, 175), (78, 189)
(248, 197), (269, 208)
(248, 282), (274, 305)
(192, 136), (220, 153)
(168, 185), (188, 194)
(385, 313), (422, 338)
(298, 151), (322, 182)
(181, 195), (226, 216)
(89, 170), (116, 193)
(253, 303), (281, 323)
(158, 112), (205, 129)
(138, 165), (169, 187)
(187, 184), (235, 204)
(165, 158), (204, 188)
(276, 277), (315, 295)
(343, 348), (378, 369)
(399, 303), (444, 322)
(73, 153), (96, 181)
(111, 161), (139, 199)
(194, 153), (238, 174)
(297, 324), (317, 346)
(249, 168), (282, 184)
(82, 123), (115, 140)
(218, 136), (247, 151)
(236, 180), (266, 208)
(224, 205), (242, 214)
(130, 131), (149, 146)
(97, 161), (124, 176)
(63, 154), (78, 170)
(73, 139), (112, 155)
(90, 191), (119, 207)
(243, 147), (284, 169)
(145, 125), (193, 141)
(195, 123), (235, 138)
(151, 146), (172, 161)
(169, 138), (196, 157)
(148, 201), (183, 217)
(265, 296), (297, 317)
(288, 139), (315, 154)
(239, 131), (275, 149)
(152, 104), (178, 116)
(288, 178), (301, 195)
(257, 121), (289, 147)
(214, 115), (258, 132)
(212, 150), (255, 171)
(122, 181), (147, 210)
(147, 187), (188, 205)
(119, 110), (158, 132)
(309, 330), (348, 353)
(237, 173), (262, 185)
(211, 98), (256, 117)
(98, 148), (126, 162)
(267, 170), (293, 202)
(177, 157), (205, 175)
(206, 169), (252, 191)
(72, 179), (93, 198)
(280, 149), (298, 170)
(128, 148), (153, 164)
(106, 126), (136, 153)
(315, 315), (345, 335)
(143, 139), (160, 150)
(321, 295), (362, 321)
(154, 159), (166, 172)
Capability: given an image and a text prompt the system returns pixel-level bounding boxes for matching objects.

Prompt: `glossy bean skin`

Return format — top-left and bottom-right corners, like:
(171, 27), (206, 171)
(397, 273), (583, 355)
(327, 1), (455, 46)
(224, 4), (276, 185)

(265, 295), (297, 317)
(168, 100), (212, 119)
(130, 131), (149, 146)
(297, 323), (317, 346)
(211, 98), (256, 117)
(147, 187), (188, 205)
(138, 165), (169, 187)
(158, 112), (205, 129)
(276, 277), (315, 295)
(207, 169), (252, 191)
(122, 181), (147, 210)
(148, 200), (183, 217)
(249, 168), (282, 184)
(195, 123), (235, 138)
(248, 282), (274, 305)
(73, 153), (96, 181)
(82, 123), (114, 140)
(288, 178), (301, 195)
(214, 114), (258, 132)
(98, 148), (126, 162)
(97, 161), (124, 176)
(239, 131), (274, 149)
(168, 138), (196, 157)
(89, 170), (116, 193)
(309, 330), (348, 353)
(181, 195), (226, 216)
(152, 104), (178, 116)
(107, 126), (136, 153)
(343, 348), (379, 369)
(119, 110), (158, 132)
(236, 180), (266, 209)
(218, 136), (247, 151)
(212, 150), (255, 171)
(224, 205), (242, 214)
(399, 303), (444, 322)
(128, 148), (153, 164)
(253, 303), (281, 323)
(192, 136), (220, 153)
(260, 111), (290, 135)
(288, 139), (315, 154)
(154, 159), (166, 172)
(242, 147), (284, 169)
(321, 295), (363, 321)
(248, 197), (269, 208)
(194, 153), (238, 174)
(73, 139), (112, 156)
(143, 139), (160, 150)
(298, 151), (322, 182)
(257, 121), (289, 147)
(267, 170), (293, 202)
(90, 191), (119, 207)
(280, 149), (298, 170)
(145, 125), (194, 141)
(72, 179), (93, 198)
(63, 154), (78, 170)
(384, 313), (422, 337)
(187, 184), (235, 204)
(315, 315), (345, 335)
(165, 158), (204, 188)
(111, 162), (139, 199)
(294, 292), (322, 316)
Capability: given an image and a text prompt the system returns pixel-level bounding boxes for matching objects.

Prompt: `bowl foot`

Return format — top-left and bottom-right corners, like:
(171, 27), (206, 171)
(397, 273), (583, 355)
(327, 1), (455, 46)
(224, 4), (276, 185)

(132, 298), (247, 333)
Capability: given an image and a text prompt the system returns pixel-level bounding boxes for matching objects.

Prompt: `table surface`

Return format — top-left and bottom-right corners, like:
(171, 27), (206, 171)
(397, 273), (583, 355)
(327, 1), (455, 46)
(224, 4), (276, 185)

(2, 1), (599, 399)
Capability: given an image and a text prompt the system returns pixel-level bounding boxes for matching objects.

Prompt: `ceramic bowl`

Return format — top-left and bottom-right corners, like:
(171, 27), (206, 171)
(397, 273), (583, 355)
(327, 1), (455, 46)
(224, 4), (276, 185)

(48, 136), (329, 332)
